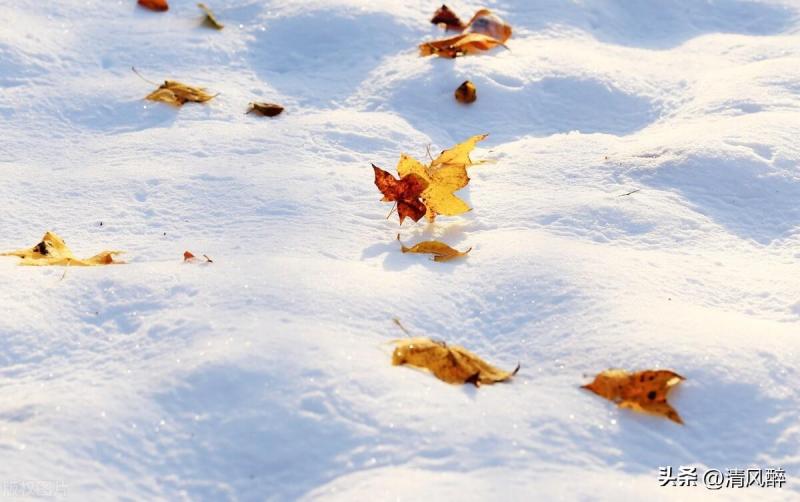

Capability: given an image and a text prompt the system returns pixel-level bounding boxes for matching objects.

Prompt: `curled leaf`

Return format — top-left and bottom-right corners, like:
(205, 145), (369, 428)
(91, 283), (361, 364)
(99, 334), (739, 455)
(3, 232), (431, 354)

(247, 102), (284, 117)
(373, 164), (429, 224)
(198, 3), (224, 29)
(145, 80), (216, 107)
(1, 232), (124, 266)
(582, 369), (685, 424)
(455, 80), (477, 104)
(420, 9), (511, 58)
(393, 337), (519, 386)
(138, 0), (169, 12)
(430, 4), (464, 31)
(397, 234), (470, 262)
(466, 9), (512, 43)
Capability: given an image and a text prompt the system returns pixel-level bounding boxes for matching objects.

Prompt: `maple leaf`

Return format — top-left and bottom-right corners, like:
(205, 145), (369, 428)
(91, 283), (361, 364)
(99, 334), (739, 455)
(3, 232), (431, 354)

(1, 232), (123, 266)
(455, 80), (477, 104)
(246, 102), (284, 117)
(420, 9), (511, 58)
(138, 0), (169, 12)
(397, 234), (470, 262)
(198, 3), (224, 30)
(582, 369), (685, 424)
(430, 4), (464, 31)
(392, 337), (519, 386)
(373, 164), (429, 224)
(396, 134), (487, 220)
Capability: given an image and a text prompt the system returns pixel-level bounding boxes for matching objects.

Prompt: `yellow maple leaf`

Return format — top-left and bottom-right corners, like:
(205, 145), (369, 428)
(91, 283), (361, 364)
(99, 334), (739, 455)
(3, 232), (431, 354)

(396, 134), (487, 220)
(1, 232), (124, 266)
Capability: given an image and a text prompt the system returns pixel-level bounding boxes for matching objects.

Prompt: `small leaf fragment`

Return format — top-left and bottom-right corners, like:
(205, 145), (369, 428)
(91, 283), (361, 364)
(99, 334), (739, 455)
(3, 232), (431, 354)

(373, 164), (429, 224)
(582, 369), (685, 424)
(431, 4), (464, 31)
(393, 337), (518, 386)
(247, 102), (284, 117)
(455, 80), (477, 104)
(184, 251), (213, 263)
(1, 232), (124, 266)
(138, 0), (169, 12)
(145, 80), (216, 107)
(397, 234), (470, 262)
(198, 3), (224, 29)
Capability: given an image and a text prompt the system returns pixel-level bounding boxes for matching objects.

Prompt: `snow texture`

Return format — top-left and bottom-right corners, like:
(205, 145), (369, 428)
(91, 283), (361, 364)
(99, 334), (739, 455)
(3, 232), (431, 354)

(1, 0), (799, 500)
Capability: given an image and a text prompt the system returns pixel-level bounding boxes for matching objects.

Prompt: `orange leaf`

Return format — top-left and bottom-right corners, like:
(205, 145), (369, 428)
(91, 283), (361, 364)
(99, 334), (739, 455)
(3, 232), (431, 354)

(582, 369), (685, 424)
(420, 9), (511, 58)
(138, 0), (169, 12)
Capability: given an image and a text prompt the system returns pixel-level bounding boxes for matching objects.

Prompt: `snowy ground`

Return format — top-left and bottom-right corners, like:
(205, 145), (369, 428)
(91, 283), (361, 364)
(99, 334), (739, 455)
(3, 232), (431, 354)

(1, 0), (799, 500)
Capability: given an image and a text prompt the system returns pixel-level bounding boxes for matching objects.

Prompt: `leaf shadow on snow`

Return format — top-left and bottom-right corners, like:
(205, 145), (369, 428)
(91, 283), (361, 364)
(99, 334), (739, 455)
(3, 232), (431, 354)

(633, 154), (800, 244)
(504, 0), (797, 49)
(361, 61), (660, 143)
(246, 11), (418, 108)
(148, 364), (380, 501)
(61, 99), (179, 134)
(604, 377), (798, 480)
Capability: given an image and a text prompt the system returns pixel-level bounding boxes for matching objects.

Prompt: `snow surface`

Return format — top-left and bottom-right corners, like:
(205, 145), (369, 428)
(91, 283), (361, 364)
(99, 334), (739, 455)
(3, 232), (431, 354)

(1, 0), (799, 500)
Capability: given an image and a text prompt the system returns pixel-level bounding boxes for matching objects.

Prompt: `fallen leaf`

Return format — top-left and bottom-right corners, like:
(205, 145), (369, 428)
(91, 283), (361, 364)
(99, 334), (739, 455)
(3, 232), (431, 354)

(184, 251), (213, 263)
(246, 102), (284, 117)
(421, 8), (511, 58)
(465, 9), (512, 43)
(373, 164), (429, 224)
(138, 0), (168, 11)
(1, 232), (123, 266)
(198, 3), (224, 29)
(397, 234), (470, 262)
(455, 80), (477, 104)
(430, 4), (464, 31)
(137, 68), (217, 107)
(146, 81), (216, 107)
(396, 134), (487, 220)
(393, 337), (519, 386)
(582, 369), (685, 424)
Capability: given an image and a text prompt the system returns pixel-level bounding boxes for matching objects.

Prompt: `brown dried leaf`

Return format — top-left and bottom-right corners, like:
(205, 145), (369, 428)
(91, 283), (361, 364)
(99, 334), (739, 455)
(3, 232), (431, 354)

(198, 3), (224, 29)
(455, 80), (477, 104)
(393, 338), (518, 386)
(582, 369), (685, 424)
(430, 4), (464, 31)
(247, 102), (284, 117)
(1, 232), (124, 266)
(397, 234), (470, 262)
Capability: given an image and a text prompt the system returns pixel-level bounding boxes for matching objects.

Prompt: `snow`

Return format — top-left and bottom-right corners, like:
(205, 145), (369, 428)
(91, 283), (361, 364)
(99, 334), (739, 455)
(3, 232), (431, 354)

(1, 0), (799, 500)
